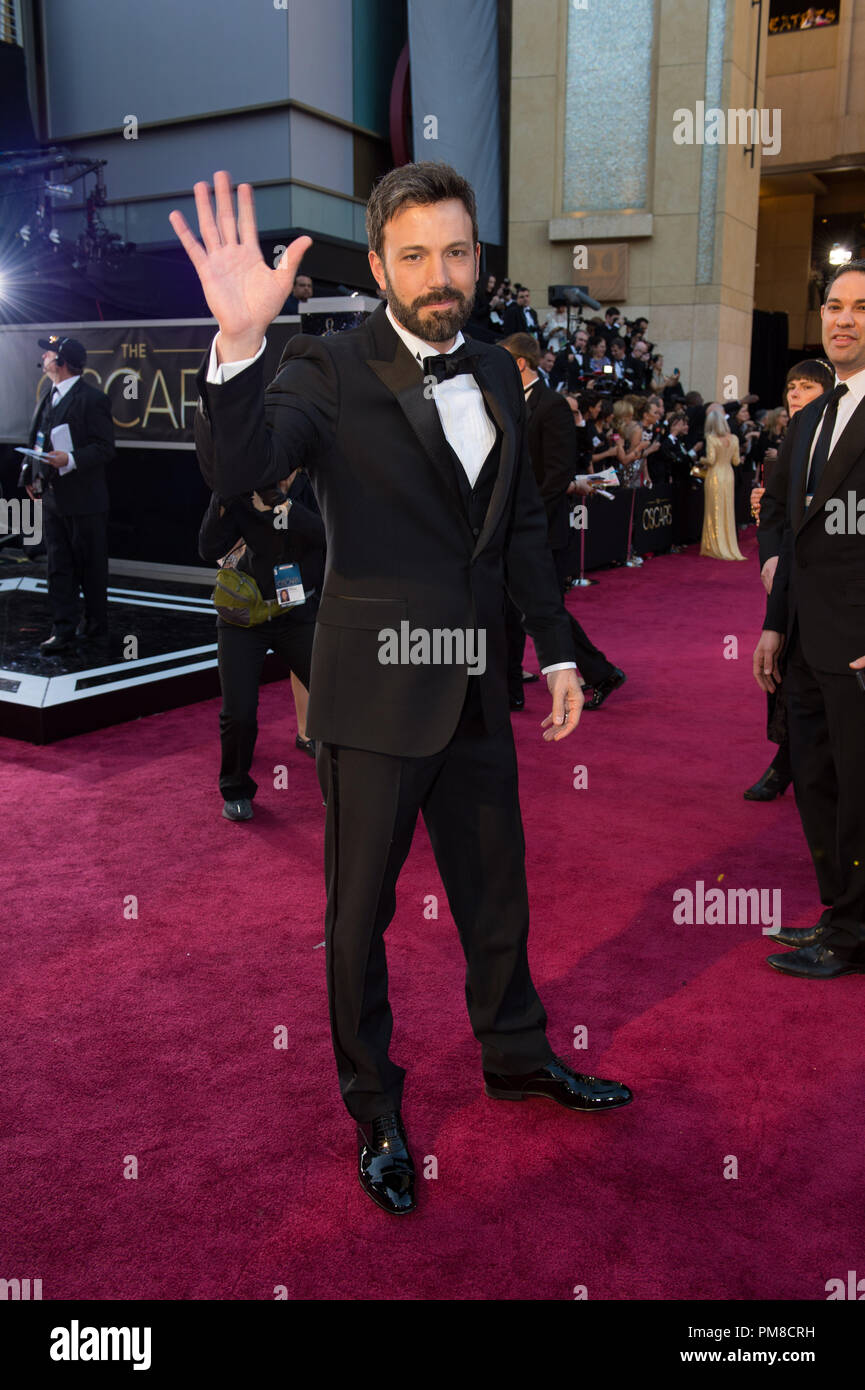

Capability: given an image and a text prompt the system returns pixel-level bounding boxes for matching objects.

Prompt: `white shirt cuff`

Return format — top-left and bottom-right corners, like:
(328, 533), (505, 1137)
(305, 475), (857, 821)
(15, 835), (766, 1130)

(540, 662), (577, 674)
(58, 452), (76, 475)
(206, 334), (267, 384)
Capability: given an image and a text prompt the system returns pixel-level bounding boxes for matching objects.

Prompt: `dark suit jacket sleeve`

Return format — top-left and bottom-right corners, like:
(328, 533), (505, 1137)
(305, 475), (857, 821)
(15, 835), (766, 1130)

(194, 335), (338, 495)
(757, 413), (798, 566)
(501, 368), (576, 668)
(535, 392), (577, 519)
(198, 492), (241, 563)
(502, 303), (521, 337)
(71, 388), (115, 475)
(764, 525), (791, 634)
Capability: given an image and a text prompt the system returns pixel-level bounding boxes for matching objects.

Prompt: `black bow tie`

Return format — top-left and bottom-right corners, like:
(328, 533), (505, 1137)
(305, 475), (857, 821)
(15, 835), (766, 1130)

(420, 348), (480, 382)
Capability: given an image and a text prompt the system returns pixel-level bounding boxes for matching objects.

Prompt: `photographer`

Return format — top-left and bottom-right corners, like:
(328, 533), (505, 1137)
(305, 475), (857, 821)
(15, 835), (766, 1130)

(198, 469), (325, 822)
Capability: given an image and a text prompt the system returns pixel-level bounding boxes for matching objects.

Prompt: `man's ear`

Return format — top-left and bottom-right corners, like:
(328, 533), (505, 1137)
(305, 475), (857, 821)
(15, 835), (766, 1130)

(474, 243), (481, 279)
(368, 248), (386, 294)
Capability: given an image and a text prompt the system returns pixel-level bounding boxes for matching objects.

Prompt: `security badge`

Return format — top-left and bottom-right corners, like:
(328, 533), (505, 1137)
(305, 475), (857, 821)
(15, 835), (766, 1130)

(273, 562), (305, 608)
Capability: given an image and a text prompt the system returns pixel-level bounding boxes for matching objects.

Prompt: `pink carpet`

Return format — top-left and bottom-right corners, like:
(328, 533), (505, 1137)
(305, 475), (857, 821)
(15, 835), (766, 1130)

(3, 532), (862, 1301)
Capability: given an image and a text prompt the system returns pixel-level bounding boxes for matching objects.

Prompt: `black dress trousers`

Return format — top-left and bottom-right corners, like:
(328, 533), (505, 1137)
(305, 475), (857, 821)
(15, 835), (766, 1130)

(217, 609), (315, 801)
(784, 629), (865, 959)
(315, 676), (555, 1122)
(42, 498), (108, 638)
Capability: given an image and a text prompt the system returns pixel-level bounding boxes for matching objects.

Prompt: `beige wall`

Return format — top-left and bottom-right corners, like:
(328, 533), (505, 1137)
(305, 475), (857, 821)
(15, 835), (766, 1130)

(763, 4), (865, 173)
(509, 0), (766, 400)
(754, 193), (814, 348)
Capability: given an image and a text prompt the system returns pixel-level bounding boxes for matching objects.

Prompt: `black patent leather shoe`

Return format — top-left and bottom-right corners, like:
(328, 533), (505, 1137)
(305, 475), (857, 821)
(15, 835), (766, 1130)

(768, 922), (827, 949)
(744, 765), (790, 801)
(295, 734), (316, 758)
(357, 1110), (416, 1215)
(766, 944), (865, 979)
(584, 667), (626, 711)
(509, 694), (525, 710)
(483, 1056), (633, 1111)
(39, 633), (72, 654)
(521, 670), (540, 683)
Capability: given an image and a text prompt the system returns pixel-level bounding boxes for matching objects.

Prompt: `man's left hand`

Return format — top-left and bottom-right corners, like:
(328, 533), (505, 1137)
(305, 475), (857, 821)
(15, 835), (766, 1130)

(41, 451), (68, 469)
(542, 669), (583, 742)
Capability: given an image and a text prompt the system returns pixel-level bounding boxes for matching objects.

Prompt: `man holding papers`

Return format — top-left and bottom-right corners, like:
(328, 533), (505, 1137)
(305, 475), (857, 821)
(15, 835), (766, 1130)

(21, 335), (115, 653)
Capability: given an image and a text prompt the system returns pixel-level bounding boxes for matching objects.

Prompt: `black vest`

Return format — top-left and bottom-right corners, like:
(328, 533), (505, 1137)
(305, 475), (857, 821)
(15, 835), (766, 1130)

(428, 403), (503, 540)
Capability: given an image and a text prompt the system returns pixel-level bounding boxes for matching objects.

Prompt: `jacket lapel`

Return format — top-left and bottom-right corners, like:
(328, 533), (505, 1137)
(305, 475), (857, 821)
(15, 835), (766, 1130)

(798, 390), (865, 532)
(469, 353), (516, 560)
(789, 395), (824, 531)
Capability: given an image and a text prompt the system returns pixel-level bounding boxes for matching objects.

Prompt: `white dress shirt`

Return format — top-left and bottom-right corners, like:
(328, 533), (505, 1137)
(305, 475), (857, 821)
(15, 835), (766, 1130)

(44, 375), (77, 473)
(806, 365), (865, 493)
(206, 315), (576, 675)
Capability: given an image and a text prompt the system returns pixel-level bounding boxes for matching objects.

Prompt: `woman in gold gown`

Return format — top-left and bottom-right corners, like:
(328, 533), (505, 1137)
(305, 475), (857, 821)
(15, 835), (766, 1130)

(699, 406), (746, 560)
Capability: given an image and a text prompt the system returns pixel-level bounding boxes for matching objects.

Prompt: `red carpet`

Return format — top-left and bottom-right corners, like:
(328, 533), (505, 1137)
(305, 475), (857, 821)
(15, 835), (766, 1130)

(3, 531), (863, 1301)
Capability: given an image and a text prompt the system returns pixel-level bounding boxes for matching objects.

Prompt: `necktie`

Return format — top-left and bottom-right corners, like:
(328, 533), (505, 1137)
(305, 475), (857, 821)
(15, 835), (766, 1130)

(421, 347), (480, 383)
(806, 383), (848, 495)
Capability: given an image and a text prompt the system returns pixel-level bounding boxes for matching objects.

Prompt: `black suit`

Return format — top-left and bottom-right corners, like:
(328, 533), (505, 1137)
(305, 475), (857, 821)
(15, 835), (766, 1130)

(502, 302), (540, 338)
(507, 381), (616, 688)
(762, 387), (865, 958)
(194, 304), (575, 1120)
(23, 375), (115, 638)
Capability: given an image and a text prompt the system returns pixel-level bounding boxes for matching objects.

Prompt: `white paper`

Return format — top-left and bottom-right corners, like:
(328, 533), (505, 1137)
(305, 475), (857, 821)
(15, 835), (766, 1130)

(50, 423), (73, 454)
(573, 467), (619, 488)
(14, 447), (44, 461)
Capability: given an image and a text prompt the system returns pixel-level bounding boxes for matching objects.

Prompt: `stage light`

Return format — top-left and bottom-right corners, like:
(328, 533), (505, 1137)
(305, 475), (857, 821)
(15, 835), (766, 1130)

(829, 244), (852, 267)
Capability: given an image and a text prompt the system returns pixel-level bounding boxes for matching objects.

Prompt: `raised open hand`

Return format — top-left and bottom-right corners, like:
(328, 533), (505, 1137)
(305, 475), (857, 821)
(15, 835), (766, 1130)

(169, 171), (312, 363)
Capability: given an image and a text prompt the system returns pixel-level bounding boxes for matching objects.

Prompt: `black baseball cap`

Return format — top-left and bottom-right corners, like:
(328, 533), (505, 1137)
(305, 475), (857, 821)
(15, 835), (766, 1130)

(38, 335), (87, 369)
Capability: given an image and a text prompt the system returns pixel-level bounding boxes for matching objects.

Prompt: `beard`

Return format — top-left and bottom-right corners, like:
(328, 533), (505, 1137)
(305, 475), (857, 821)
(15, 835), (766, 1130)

(382, 271), (475, 343)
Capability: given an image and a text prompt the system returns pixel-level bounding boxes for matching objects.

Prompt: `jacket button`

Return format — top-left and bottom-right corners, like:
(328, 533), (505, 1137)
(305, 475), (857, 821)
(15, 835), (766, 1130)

(472, 526), (480, 537)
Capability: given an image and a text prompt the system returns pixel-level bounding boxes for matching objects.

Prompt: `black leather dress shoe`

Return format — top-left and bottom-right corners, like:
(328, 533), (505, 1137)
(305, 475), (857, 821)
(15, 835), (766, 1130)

(584, 667), (626, 711)
(483, 1056), (633, 1111)
(357, 1111), (416, 1214)
(768, 922), (827, 949)
(39, 633), (72, 654)
(766, 944), (865, 979)
(521, 670), (540, 683)
(295, 734), (316, 758)
(743, 765), (790, 801)
(509, 694), (525, 710)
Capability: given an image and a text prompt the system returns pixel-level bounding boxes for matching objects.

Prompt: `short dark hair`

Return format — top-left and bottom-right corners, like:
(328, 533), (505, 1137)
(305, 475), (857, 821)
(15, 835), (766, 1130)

(784, 358), (833, 392)
(501, 333), (540, 368)
(365, 161), (478, 258)
(605, 306), (620, 317)
(824, 259), (865, 300)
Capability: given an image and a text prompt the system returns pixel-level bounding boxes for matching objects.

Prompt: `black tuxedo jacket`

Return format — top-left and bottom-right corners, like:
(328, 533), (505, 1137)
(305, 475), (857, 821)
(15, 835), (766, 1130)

(763, 388), (865, 673)
(525, 379), (577, 553)
(25, 376), (115, 515)
(194, 303), (574, 756)
(502, 303), (539, 337)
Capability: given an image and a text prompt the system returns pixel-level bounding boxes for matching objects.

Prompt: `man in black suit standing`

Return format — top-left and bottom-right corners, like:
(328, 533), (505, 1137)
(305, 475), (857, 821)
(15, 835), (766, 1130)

(21, 336), (115, 654)
(172, 163), (633, 1217)
(502, 285), (540, 338)
(502, 333), (627, 711)
(755, 261), (865, 978)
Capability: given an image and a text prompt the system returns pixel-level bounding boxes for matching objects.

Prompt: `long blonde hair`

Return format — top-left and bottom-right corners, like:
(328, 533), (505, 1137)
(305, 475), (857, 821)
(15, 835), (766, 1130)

(705, 406), (730, 438)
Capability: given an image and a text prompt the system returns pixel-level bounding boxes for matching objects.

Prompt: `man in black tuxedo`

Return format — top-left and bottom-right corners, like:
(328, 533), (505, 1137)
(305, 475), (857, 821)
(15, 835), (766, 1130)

(755, 260), (865, 979)
(20, 336), (115, 654)
(172, 163), (633, 1216)
(502, 285), (540, 338)
(502, 333), (627, 711)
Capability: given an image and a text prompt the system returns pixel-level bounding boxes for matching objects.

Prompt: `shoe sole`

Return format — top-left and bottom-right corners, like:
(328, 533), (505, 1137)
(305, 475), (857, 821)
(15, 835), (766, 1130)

(767, 958), (865, 978)
(484, 1084), (634, 1110)
(357, 1171), (417, 1215)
